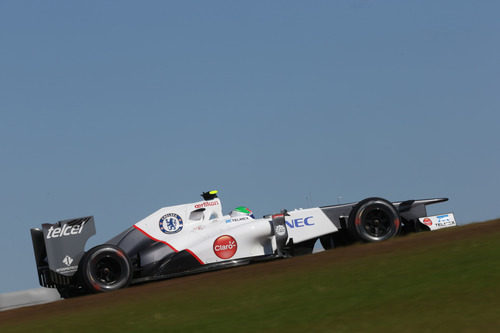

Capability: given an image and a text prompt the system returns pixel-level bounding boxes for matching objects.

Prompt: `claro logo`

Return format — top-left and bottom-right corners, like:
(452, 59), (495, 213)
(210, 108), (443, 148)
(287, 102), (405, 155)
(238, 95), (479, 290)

(213, 235), (237, 259)
(46, 222), (86, 239)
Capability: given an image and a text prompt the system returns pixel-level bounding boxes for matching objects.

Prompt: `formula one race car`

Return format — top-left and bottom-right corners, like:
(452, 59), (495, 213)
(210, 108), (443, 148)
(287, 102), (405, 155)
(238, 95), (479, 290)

(30, 191), (456, 297)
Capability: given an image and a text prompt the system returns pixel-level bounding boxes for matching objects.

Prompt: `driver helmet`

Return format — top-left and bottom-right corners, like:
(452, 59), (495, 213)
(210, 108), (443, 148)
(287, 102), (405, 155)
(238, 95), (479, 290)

(230, 206), (255, 219)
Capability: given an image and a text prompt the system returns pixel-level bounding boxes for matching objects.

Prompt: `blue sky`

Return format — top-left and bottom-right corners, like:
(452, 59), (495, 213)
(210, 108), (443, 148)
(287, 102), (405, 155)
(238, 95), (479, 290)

(1, 1), (499, 293)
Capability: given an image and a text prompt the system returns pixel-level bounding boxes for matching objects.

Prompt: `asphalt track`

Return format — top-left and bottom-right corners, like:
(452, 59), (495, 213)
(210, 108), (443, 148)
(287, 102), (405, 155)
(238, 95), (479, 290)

(1, 219), (499, 323)
(0, 288), (61, 312)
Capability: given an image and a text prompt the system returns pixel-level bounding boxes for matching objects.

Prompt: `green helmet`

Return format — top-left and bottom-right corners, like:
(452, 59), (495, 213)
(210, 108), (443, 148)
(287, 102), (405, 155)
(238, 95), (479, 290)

(230, 206), (255, 219)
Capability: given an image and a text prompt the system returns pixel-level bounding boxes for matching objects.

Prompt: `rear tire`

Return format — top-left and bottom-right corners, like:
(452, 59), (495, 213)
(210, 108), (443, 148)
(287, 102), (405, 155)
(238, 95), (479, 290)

(80, 244), (132, 293)
(348, 197), (401, 242)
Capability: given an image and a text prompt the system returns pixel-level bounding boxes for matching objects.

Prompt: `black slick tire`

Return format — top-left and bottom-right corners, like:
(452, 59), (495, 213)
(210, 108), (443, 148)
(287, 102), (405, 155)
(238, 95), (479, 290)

(79, 244), (132, 293)
(348, 197), (401, 242)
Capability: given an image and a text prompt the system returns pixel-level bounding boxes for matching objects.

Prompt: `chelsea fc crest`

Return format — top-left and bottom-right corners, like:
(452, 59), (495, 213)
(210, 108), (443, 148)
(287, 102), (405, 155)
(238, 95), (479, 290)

(159, 213), (184, 234)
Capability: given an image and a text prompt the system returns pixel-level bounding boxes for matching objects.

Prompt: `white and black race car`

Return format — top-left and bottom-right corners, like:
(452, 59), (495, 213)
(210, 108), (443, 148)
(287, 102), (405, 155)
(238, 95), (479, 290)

(30, 191), (456, 297)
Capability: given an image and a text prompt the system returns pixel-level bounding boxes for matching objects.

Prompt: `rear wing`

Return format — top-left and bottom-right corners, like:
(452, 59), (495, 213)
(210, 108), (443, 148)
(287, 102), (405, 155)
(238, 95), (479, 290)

(30, 216), (96, 287)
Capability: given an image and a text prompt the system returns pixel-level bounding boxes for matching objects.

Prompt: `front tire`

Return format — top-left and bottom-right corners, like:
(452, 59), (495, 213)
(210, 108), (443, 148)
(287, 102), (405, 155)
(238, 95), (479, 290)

(348, 197), (401, 242)
(80, 244), (132, 293)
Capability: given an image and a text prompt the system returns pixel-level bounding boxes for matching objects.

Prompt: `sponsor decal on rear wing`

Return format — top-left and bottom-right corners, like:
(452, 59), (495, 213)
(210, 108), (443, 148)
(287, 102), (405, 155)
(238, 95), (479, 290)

(42, 217), (96, 276)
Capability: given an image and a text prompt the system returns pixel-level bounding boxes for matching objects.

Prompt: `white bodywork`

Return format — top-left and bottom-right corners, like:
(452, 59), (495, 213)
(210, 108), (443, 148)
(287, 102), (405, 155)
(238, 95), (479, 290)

(134, 199), (276, 264)
(133, 199), (339, 265)
(285, 208), (338, 243)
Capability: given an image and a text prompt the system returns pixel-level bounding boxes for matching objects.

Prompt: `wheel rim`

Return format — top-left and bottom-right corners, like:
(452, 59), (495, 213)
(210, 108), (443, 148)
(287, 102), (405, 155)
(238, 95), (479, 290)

(350, 198), (400, 242)
(88, 251), (129, 289)
(361, 206), (393, 239)
(93, 255), (122, 285)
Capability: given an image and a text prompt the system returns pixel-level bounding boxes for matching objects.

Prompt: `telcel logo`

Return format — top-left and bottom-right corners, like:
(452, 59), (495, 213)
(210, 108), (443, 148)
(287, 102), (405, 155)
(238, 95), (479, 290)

(46, 223), (85, 239)
(285, 217), (314, 228)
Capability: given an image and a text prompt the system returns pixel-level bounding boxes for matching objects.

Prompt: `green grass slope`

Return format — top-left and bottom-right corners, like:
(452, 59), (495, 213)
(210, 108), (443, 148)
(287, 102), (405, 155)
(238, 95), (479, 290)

(2, 219), (499, 332)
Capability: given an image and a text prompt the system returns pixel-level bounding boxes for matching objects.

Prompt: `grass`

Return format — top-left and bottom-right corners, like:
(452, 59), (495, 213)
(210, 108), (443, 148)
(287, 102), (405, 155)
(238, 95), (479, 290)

(2, 220), (500, 332)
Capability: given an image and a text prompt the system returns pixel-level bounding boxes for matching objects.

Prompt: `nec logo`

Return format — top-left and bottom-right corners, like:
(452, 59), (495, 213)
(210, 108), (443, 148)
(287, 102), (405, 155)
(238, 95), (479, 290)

(285, 217), (314, 228)
(46, 223), (86, 239)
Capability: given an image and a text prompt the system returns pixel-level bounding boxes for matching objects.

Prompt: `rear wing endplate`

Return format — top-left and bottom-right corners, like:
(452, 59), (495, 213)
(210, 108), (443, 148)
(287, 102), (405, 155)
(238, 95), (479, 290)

(31, 216), (96, 286)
